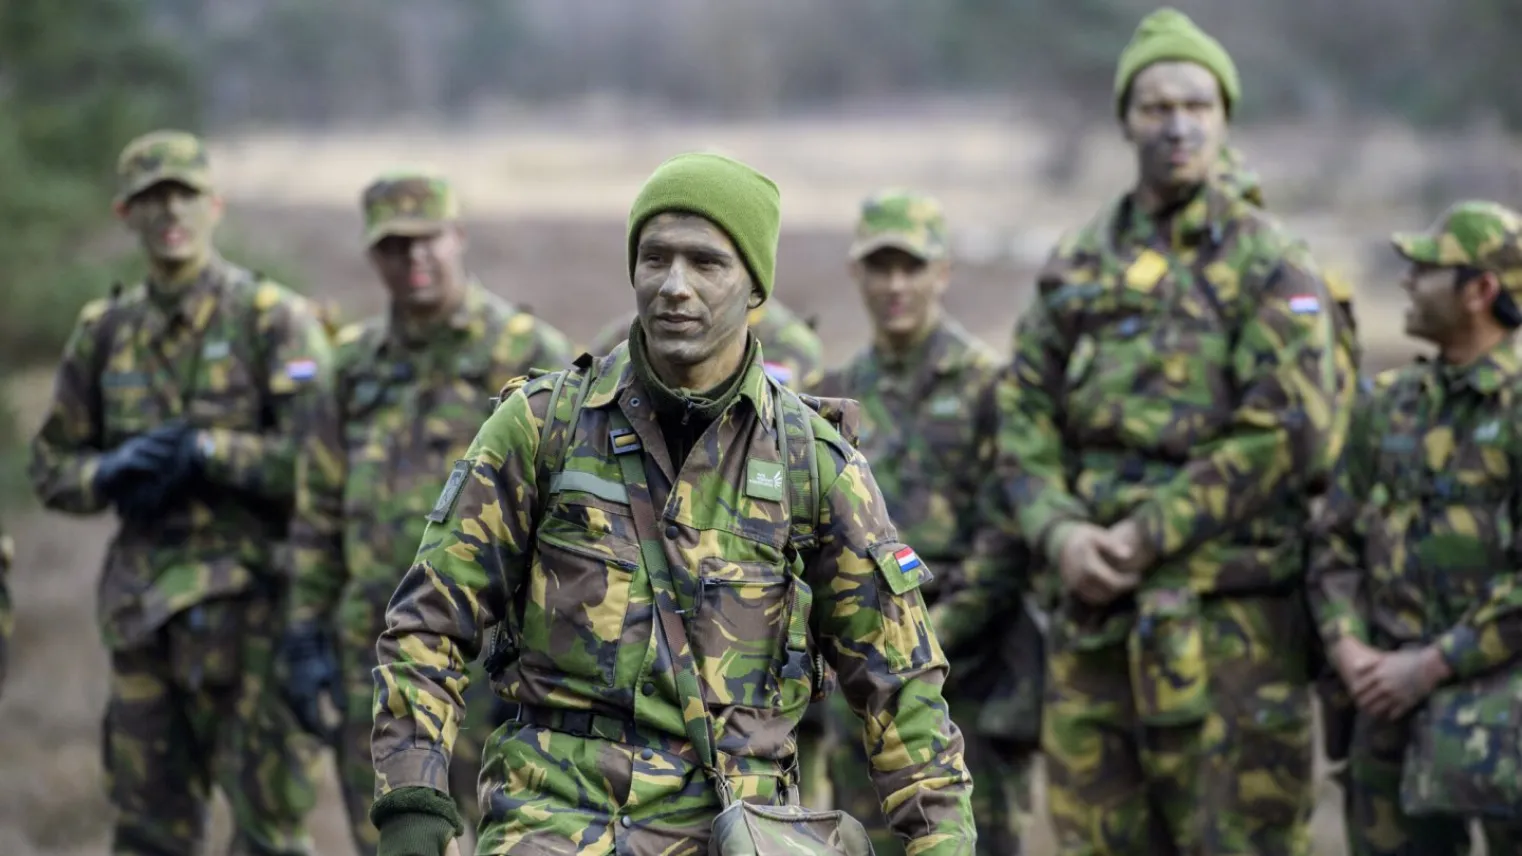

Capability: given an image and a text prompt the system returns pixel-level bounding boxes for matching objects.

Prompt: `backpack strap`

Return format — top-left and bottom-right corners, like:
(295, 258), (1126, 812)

(482, 351), (600, 674)
(768, 375), (826, 686)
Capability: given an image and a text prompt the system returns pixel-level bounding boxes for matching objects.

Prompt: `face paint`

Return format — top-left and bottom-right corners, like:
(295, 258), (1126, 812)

(122, 181), (220, 265)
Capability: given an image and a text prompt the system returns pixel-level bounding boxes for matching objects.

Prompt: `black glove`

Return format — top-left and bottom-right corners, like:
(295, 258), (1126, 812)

(113, 422), (203, 522)
(281, 621), (344, 740)
(93, 428), (183, 504)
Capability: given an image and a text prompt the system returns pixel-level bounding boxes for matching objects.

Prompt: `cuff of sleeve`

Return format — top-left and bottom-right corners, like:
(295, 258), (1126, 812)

(906, 830), (980, 856)
(1434, 624), (1487, 681)
(1041, 520), (1082, 570)
(371, 787), (462, 856)
(374, 747), (454, 799)
(1320, 614), (1367, 650)
(81, 455), (104, 509)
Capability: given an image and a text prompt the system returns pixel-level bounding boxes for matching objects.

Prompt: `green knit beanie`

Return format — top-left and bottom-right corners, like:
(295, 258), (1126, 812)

(1114, 8), (1240, 118)
(626, 152), (782, 302)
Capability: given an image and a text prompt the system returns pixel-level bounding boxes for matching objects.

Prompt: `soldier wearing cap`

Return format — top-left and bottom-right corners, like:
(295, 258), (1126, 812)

(1310, 200), (1522, 855)
(284, 168), (575, 856)
(28, 129), (330, 855)
(800, 189), (1033, 855)
(996, 8), (1348, 853)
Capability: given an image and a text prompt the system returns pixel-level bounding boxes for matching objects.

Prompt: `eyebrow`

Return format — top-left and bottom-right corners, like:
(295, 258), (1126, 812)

(637, 237), (735, 262)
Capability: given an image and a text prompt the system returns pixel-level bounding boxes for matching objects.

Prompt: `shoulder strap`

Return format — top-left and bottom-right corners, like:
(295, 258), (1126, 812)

(606, 406), (732, 805)
(770, 376), (821, 560)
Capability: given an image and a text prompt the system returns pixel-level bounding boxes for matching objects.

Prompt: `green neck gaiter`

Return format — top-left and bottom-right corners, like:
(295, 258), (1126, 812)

(628, 318), (754, 423)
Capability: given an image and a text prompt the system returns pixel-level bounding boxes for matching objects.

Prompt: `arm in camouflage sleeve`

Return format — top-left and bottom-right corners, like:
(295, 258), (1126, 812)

(1127, 260), (1343, 566)
(196, 294), (333, 501)
(28, 302), (115, 514)
(930, 366), (1022, 652)
(370, 387), (538, 798)
(1431, 385), (1522, 680)
(1307, 390), (1375, 647)
(288, 344), (349, 624)
(809, 440), (975, 856)
(998, 294), (1093, 568)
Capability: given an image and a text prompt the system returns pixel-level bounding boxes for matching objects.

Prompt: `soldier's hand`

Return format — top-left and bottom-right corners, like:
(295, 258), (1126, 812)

(1105, 518), (1156, 576)
(280, 622), (344, 740)
(93, 431), (180, 500)
(1330, 636), (1380, 688)
(1057, 522), (1139, 606)
(1350, 645), (1452, 720)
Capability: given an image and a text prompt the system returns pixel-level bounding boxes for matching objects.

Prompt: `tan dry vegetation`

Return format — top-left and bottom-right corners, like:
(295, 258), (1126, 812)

(6, 110), (1497, 854)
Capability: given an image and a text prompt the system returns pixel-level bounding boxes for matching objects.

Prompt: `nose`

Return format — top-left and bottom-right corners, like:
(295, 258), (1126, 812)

(408, 240), (429, 265)
(658, 261), (694, 302)
(1162, 109), (1189, 140)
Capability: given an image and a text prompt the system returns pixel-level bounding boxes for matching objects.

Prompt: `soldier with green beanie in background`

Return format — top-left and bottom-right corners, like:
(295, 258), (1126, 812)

(804, 188), (1035, 855)
(997, 8), (1347, 854)
(364, 151), (975, 855)
(284, 168), (576, 856)
(1310, 201), (1522, 856)
(28, 129), (330, 855)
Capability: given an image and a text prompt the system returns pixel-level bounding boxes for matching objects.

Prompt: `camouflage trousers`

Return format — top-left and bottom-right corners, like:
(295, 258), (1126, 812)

(103, 591), (323, 856)
(474, 714), (793, 855)
(1044, 593), (1315, 856)
(809, 691), (1031, 855)
(335, 592), (497, 855)
(1344, 711), (1522, 856)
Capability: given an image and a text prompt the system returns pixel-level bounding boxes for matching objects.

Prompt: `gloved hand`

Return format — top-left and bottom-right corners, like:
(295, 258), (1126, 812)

(280, 621), (344, 739)
(113, 422), (203, 522)
(372, 787), (463, 856)
(93, 428), (182, 504)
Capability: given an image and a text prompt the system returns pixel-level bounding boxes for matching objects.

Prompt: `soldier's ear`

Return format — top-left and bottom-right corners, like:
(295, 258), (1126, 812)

(112, 199), (129, 221)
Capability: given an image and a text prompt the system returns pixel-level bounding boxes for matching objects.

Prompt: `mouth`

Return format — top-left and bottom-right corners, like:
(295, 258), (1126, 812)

(653, 313), (701, 333)
(160, 225), (189, 248)
(408, 269), (433, 289)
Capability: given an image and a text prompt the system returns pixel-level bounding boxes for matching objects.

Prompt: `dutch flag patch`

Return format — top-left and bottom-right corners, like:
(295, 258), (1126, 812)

(763, 361), (794, 385)
(285, 358), (318, 380)
(1288, 294), (1321, 315)
(894, 546), (922, 573)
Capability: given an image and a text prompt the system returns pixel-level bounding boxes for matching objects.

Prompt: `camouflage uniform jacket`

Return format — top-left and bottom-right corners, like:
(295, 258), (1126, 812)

(371, 342), (975, 850)
(998, 182), (1343, 621)
(809, 318), (1009, 647)
(1309, 343), (1522, 679)
(590, 300), (825, 389)
(290, 282), (576, 623)
(28, 255), (333, 649)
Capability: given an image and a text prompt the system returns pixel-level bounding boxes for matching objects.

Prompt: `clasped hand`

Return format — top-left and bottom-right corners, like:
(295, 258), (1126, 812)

(1057, 519), (1155, 606)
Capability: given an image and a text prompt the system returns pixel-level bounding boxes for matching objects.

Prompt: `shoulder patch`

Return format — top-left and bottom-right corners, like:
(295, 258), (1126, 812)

(868, 540), (933, 595)
(426, 459), (472, 524)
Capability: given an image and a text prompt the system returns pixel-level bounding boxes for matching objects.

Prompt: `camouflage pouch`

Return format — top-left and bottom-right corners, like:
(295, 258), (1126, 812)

(1127, 587), (1210, 726)
(1399, 668), (1522, 819)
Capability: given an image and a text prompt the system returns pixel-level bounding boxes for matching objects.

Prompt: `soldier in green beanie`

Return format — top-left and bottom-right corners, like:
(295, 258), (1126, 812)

(364, 152), (976, 855)
(996, 8), (1349, 855)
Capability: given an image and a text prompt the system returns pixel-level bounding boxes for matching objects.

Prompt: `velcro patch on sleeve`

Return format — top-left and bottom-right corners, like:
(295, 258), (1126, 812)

(868, 541), (933, 595)
(427, 459), (472, 523)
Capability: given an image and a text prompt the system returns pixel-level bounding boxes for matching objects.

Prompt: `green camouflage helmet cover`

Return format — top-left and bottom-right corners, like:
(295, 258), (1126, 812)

(115, 130), (214, 204)
(1392, 200), (1522, 296)
(849, 188), (950, 262)
(361, 168), (460, 247)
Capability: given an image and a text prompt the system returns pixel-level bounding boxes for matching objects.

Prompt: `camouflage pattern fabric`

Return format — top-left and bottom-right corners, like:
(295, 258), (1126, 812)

(0, 524), (11, 698)
(1309, 341), (1522, 847)
(998, 181), (1344, 853)
(360, 169), (462, 247)
(807, 318), (1033, 855)
(115, 129), (213, 203)
(28, 254), (331, 856)
(589, 300), (824, 390)
(846, 188), (951, 262)
(1346, 713), (1522, 855)
(368, 342), (975, 854)
(290, 281), (575, 854)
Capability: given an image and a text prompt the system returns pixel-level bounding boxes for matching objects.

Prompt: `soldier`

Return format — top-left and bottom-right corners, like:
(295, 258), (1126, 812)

(588, 298), (824, 390)
(28, 130), (329, 856)
(997, 9), (1345, 855)
(1309, 200), (1522, 856)
(283, 169), (576, 855)
(807, 189), (1032, 855)
(363, 151), (975, 855)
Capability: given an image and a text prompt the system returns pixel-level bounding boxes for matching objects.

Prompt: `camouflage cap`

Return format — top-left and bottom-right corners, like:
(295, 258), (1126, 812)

(1392, 200), (1522, 294)
(360, 168), (460, 246)
(849, 188), (949, 262)
(115, 130), (214, 203)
